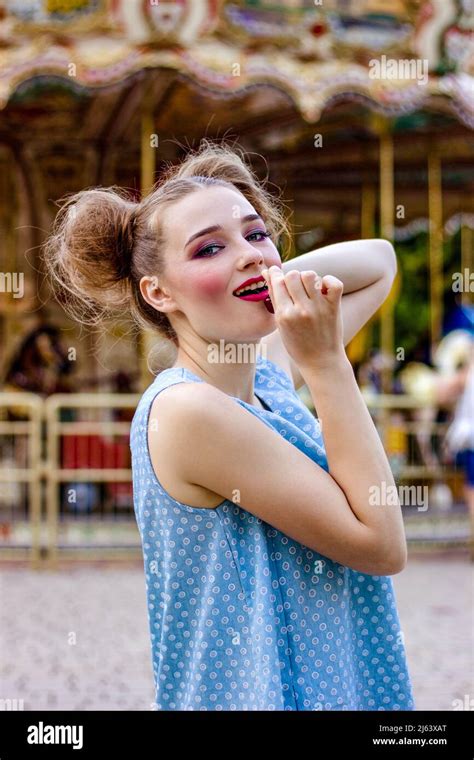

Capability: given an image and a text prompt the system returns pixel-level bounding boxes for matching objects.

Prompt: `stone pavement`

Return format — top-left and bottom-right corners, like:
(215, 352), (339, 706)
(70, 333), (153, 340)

(0, 553), (472, 711)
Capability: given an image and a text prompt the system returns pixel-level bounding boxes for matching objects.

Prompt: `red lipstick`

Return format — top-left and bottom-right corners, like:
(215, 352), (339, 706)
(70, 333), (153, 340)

(232, 274), (274, 313)
(232, 275), (267, 295)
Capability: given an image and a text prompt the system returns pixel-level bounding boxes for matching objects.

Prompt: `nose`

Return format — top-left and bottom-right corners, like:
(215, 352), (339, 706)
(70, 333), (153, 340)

(237, 240), (264, 270)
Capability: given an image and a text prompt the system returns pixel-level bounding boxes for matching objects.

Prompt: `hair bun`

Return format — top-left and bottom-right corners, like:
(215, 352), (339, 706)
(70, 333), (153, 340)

(42, 188), (139, 326)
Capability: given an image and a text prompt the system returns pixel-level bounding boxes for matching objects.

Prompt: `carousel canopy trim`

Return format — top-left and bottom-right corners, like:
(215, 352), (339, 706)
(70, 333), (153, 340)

(0, 0), (472, 126)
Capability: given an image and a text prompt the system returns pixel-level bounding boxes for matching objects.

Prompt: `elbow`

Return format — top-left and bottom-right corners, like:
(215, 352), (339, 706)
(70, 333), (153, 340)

(339, 543), (408, 576)
(373, 238), (398, 280)
(360, 533), (408, 576)
(377, 543), (408, 576)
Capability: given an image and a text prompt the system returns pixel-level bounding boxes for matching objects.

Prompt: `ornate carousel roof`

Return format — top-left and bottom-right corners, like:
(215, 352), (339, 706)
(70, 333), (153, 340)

(0, 0), (473, 124)
(0, 0), (472, 383)
(0, 0), (473, 247)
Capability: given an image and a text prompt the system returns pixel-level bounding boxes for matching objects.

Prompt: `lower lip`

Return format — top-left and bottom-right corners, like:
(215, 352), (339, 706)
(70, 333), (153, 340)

(233, 288), (274, 314)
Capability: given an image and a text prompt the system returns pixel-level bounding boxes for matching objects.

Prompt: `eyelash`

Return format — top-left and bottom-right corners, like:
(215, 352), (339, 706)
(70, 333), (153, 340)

(194, 230), (271, 258)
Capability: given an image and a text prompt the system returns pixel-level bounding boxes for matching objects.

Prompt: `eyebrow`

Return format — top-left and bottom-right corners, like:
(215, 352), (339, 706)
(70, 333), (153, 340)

(185, 214), (263, 248)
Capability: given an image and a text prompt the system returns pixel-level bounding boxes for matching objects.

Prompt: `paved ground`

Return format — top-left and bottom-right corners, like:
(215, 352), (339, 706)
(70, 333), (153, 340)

(0, 552), (472, 711)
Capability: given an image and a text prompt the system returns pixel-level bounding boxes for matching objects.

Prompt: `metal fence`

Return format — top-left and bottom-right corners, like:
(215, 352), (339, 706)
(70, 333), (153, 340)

(0, 392), (140, 566)
(44, 393), (140, 566)
(0, 393), (43, 565)
(0, 391), (470, 566)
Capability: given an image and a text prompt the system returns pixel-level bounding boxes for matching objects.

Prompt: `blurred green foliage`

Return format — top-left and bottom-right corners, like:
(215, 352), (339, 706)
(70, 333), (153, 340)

(380, 230), (463, 363)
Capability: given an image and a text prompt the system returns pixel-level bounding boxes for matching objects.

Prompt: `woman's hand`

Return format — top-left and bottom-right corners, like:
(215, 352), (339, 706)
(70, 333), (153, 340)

(262, 265), (346, 373)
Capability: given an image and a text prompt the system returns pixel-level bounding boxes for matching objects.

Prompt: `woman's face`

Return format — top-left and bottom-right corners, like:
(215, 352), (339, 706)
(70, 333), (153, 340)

(156, 185), (282, 343)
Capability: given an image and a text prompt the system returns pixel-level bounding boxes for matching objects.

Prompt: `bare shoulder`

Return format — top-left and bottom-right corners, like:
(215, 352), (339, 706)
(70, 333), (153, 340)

(149, 380), (228, 424)
(149, 379), (252, 447)
(148, 381), (231, 509)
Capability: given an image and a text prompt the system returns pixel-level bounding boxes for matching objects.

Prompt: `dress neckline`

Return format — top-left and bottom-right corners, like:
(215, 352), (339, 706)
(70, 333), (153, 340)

(158, 361), (272, 413)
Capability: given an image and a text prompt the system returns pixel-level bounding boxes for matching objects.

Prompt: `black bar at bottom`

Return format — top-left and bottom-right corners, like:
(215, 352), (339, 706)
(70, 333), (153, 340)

(0, 709), (472, 757)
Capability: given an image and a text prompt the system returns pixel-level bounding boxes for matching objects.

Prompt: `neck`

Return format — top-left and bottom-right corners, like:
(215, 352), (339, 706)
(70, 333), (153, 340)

(171, 341), (263, 405)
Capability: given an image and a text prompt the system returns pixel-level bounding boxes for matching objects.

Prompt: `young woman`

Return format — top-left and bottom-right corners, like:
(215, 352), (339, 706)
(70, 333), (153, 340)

(43, 139), (414, 711)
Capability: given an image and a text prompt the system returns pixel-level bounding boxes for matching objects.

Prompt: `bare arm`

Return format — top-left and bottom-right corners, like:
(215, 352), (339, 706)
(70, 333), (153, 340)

(265, 239), (397, 389)
(283, 238), (397, 294)
(300, 353), (407, 569)
(150, 381), (407, 576)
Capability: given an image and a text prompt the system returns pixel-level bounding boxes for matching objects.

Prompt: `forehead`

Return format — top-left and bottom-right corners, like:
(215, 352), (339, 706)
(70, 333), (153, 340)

(162, 185), (257, 243)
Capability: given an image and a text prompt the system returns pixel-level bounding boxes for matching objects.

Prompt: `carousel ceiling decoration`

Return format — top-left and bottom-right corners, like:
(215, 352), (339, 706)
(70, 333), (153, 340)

(0, 0), (472, 126)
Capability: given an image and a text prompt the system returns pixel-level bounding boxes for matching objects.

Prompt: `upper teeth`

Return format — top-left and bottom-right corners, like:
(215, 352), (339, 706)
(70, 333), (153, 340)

(235, 280), (267, 296)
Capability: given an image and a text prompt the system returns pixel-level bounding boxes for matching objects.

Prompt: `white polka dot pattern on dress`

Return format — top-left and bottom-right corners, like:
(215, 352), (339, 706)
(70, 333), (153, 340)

(130, 355), (415, 711)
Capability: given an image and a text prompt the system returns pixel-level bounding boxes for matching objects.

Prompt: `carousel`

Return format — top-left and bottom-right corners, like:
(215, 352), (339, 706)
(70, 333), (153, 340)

(0, 1), (472, 562)
(0, 0), (472, 393)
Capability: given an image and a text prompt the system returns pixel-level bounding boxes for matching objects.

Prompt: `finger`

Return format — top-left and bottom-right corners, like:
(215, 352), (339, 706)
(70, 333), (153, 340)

(282, 269), (312, 304)
(300, 270), (320, 298)
(261, 266), (277, 309)
(265, 265), (293, 310)
(320, 275), (344, 302)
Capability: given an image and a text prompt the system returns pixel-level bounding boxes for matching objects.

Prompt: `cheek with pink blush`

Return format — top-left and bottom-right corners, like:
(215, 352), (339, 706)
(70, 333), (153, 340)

(185, 271), (229, 300)
(183, 253), (282, 302)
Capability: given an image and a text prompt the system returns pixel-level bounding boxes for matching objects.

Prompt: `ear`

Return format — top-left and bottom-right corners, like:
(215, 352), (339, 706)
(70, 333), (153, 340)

(139, 275), (178, 314)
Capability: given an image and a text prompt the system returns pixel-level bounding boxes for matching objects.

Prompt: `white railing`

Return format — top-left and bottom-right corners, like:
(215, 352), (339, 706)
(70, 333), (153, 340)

(0, 391), (469, 565)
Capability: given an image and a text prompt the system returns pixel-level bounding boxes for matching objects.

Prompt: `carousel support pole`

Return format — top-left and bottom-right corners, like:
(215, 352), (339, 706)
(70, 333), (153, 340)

(372, 116), (396, 404)
(138, 92), (157, 391)
(0, 149), (17, 366)
(428, 148), (443, 360)
(461, 216), (473, 308)
(141, 99), (155, 197)
(2, 151), (20, 378)
(347, 182), (377, 365)
(361, 182), (377, 241)
(371, 115), (395, 451)
(0, 149), (7, 362)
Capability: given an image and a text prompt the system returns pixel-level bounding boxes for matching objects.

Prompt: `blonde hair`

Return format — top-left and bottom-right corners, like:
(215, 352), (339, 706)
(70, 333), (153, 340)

(42, 139), (292, 346)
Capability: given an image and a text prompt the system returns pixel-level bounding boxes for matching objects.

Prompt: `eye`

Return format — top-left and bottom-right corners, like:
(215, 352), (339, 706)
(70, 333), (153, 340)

(247, 230), (271, 242)
(193, 230), (270, 258)
(194, 243), (224, 258)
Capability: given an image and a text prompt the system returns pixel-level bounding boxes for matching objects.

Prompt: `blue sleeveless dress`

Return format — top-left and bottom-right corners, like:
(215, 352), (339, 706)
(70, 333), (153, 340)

(130, 355), (415, 711)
